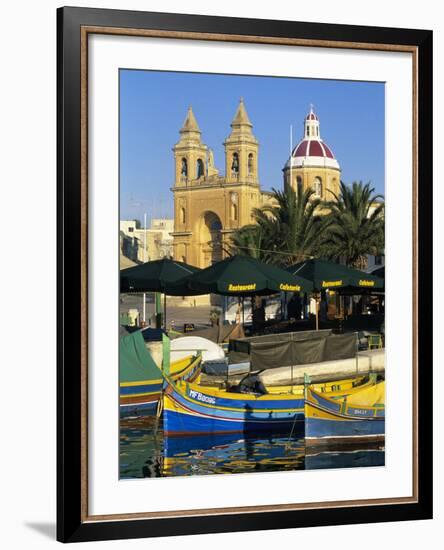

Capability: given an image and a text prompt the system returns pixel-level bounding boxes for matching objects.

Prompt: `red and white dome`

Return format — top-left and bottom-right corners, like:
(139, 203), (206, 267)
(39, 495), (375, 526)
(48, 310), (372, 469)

(292, 139), (335, 159)
(285, 107), (340, 171)
(305, 111), (319, 121)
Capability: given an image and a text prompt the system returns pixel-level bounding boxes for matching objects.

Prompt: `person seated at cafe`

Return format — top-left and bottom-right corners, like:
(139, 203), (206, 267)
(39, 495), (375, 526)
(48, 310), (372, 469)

(252, 297), (266, 330)
(287, 293), (302, 320)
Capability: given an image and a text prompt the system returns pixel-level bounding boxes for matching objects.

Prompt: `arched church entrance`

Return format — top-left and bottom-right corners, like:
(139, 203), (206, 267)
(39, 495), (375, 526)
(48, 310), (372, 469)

(199, 211), (223, 267)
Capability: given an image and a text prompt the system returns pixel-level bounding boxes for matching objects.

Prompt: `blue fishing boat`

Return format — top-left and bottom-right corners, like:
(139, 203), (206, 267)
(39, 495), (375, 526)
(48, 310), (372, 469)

(163, 379), (305, 436)
(163, 372), (377, 436)
(305, 380), (385, 444)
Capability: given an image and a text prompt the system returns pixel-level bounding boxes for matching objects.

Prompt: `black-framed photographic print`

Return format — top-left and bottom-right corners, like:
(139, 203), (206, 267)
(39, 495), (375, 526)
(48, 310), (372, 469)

(57, 6), (433, 543)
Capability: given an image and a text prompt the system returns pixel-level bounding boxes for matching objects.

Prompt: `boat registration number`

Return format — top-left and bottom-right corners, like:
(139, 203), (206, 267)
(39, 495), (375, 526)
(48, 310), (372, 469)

(189, 389), (216, 405)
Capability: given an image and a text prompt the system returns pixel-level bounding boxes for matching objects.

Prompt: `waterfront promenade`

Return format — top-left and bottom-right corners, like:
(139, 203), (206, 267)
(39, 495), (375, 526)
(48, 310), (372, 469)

(120, 293), (211, 328)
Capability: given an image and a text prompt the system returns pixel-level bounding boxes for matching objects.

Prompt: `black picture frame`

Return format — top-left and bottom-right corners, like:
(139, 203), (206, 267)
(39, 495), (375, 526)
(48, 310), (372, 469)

(57, 6), (433, 543)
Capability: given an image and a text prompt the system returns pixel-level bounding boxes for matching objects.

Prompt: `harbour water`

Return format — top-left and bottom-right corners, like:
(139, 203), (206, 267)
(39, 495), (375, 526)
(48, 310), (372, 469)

(120, 415), (385, 479)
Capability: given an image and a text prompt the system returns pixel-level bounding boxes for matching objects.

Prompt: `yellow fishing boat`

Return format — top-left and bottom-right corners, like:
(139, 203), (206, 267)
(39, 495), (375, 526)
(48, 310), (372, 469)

(163, 375), (377, 436)
(200, 375), (371, 397)
(305, 380), (385, 443)
(265, 376), (369, 396)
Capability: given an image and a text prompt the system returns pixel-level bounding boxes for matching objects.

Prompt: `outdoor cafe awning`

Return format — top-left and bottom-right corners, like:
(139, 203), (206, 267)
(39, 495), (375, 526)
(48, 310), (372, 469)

(287, 258), (384, 293)
(168, 255), (313, 297)
(120, 258), (201, 294)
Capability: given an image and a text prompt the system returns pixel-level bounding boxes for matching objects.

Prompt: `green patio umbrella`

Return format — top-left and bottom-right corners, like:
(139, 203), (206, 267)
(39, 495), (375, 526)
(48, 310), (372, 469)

(120, 258), (201, 293)
(120, 259), (201, 328)
(169, 255), (313, 296)
(287, 259), (384, 292)
(168, 255), (312, 328)
(368, 265), (385, 279)
(287, 259), (384, 329)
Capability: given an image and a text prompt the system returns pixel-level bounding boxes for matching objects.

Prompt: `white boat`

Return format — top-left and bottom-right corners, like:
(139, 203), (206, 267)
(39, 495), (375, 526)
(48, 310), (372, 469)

(170, 336), (225, 364)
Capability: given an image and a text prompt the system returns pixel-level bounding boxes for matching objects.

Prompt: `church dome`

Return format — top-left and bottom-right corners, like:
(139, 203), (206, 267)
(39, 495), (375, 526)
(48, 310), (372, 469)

(305, 111), (319, 121)
(285, 106), (340, 171)
(292, 139), (335, 159)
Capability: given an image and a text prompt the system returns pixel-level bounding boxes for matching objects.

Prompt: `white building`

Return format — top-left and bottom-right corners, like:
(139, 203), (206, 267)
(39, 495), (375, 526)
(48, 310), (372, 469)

(120, 218), (174, 263)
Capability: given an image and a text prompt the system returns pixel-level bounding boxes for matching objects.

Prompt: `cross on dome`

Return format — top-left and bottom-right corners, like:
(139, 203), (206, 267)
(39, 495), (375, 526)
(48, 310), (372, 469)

(306, 104), (319, 121)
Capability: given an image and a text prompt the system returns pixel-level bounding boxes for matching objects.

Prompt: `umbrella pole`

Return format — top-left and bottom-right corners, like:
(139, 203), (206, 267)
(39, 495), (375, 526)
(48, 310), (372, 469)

(142, 292), (146, 325)
(315, 295), (319, 331)
(155, 292), (162, 329)
(355, 332), (359, 375)
(251, 295), (255, 332)
(164, 293), (167, 330)
(242, 297), (245, 326)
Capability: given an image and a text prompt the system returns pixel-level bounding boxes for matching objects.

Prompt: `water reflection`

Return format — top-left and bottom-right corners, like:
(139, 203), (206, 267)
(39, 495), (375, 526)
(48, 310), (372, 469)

(305, 448), (385, 470)
(120, 417), (384, 479)
(163, 432), (305, 477)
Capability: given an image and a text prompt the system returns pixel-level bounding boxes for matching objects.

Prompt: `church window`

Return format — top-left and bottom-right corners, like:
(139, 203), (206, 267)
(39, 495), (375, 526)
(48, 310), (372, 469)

(314, 177), (323, 197)
(231, 152), (239, 175)
(197, 158), (204, 178)
(180, 207), (186, 224)
(248, 153), (254, 175)
(231, 193), (238, 221)
(296, 176), (303, 197)
(181, 158), (188, 176)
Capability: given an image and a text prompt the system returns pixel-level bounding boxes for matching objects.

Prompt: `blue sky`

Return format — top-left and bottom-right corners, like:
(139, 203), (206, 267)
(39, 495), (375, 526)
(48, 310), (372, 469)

(120, 70), (384, 223)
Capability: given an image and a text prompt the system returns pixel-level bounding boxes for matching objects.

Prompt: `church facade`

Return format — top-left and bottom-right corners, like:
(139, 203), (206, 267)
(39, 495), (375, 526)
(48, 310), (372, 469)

(171, 101), (340, 268)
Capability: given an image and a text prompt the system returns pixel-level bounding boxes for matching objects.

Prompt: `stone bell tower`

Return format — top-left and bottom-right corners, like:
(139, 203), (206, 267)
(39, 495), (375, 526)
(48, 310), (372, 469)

(224, 98), (259, 185)
(172, 100), (267, 271)
(173, 106), (208, 186)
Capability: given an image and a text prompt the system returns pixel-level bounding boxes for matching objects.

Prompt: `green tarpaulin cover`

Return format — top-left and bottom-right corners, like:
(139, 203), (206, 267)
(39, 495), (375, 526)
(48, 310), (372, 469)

(229, 329), (332, 355)
(249, 333), (357, 370)
(230, 330), (357, 370)
(119, 330), (160, 383)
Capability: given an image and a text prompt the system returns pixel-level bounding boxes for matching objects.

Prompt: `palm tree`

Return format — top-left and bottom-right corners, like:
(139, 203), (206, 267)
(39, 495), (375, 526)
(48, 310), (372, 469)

(320, 181), (384, 269)
(227, 205), (279, 262)
(230, 183), (324, 265)
(228, 223), (269, 261)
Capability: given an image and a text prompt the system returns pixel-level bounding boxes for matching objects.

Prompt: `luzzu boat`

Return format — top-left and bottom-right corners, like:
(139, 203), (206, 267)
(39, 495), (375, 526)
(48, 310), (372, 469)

(120, 330), (202, 417)
(163, 380), (305, 436)
(242, 376), (370, 396)
(199, 375), (371, 397)
(305, 380), (385, 444)
(163, 376), (375, 436)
